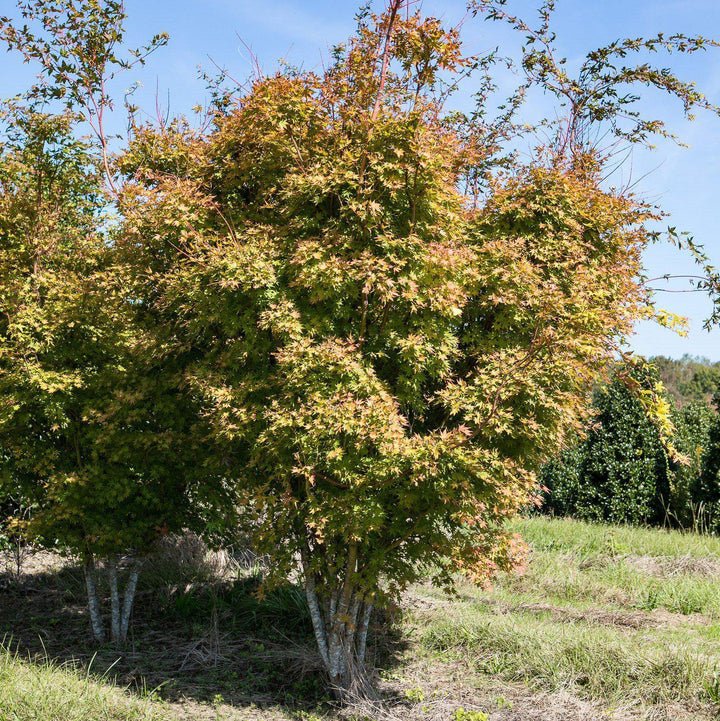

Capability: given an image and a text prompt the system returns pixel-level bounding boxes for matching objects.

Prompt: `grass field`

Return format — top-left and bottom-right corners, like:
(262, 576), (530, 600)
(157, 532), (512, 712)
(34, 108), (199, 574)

(0, 647), (164, 721)
(2, 517), (720, 720)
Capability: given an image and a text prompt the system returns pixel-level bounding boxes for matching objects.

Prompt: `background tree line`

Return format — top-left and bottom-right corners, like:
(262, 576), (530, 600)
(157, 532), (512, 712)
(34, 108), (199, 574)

(541, 356), (720, 531)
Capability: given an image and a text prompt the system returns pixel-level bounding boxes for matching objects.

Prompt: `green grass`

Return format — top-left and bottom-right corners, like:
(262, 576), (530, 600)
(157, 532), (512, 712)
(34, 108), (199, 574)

(505, 517), (720, 616)
(0, 647), (167, 721)
(419, 604), (715, 704)
(514, 515), (720, 559)
(409, 516), (720, 716)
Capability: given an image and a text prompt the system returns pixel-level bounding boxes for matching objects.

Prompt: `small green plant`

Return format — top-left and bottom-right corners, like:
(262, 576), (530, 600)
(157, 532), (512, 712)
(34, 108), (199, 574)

(452, 708), (489, 721)
(404, 686), (425, 702)
(294, 712), (325, 721)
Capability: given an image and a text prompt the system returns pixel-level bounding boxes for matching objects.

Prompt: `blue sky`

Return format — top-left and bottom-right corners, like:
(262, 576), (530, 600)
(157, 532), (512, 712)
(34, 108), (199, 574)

(2, 0), (720, 359)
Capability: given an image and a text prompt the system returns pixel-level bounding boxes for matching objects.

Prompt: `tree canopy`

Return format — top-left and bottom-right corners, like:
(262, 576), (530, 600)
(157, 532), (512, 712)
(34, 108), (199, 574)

(113, 2), (720, 690)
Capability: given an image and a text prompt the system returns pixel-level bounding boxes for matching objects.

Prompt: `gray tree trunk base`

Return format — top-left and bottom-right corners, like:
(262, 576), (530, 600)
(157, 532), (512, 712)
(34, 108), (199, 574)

(304, 586), (376, 699)
(108, 559), (121, 644)
(119, 559), (142, 644)
(84, 559), (105, 643)
(84, 555), (142, 647)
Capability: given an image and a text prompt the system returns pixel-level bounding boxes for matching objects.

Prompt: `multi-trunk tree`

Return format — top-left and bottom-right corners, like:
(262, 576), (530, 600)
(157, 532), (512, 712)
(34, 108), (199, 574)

(0, 4), (201, 646)
(0, 105), (222, 645)
(113, 1), (720, 694)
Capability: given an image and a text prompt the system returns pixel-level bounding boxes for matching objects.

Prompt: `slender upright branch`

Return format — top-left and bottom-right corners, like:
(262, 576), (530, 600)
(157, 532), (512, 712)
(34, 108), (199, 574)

(356, 599), (374, 666)
(370, 0), (404, 124)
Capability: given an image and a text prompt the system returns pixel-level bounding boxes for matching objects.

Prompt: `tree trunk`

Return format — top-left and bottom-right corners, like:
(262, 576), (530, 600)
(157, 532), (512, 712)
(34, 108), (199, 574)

(85, 555), (142, 646)
(119, 557), (142, 645)
(323, 592), (376, 700)
(302, 548), (376, 701)
(356, 599), (374, 668)
(108, 558), (121, 643)
(304, 567), (330, 669)
(84, 557), (105, 643)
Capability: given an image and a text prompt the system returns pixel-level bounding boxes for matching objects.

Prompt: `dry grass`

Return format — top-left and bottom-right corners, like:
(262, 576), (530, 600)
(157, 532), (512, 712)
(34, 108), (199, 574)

(626, 555), (720, 579)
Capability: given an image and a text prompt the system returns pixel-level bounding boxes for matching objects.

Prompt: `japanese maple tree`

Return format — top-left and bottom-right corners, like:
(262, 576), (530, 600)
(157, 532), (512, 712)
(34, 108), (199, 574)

(114, 1), (720, 693)
(0, 2), (197, 646)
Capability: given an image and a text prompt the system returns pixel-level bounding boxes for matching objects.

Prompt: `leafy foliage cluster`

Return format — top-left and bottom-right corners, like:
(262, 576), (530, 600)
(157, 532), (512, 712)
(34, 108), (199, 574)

(541, 365), (672, 526)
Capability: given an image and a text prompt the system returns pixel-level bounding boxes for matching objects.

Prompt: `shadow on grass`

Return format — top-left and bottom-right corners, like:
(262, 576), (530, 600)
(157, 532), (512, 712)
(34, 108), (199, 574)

(0, 557), (409, 718)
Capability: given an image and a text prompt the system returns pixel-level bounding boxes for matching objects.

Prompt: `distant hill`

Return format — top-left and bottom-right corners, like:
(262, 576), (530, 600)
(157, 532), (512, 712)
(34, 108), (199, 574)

(650, 355), (720, 408)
